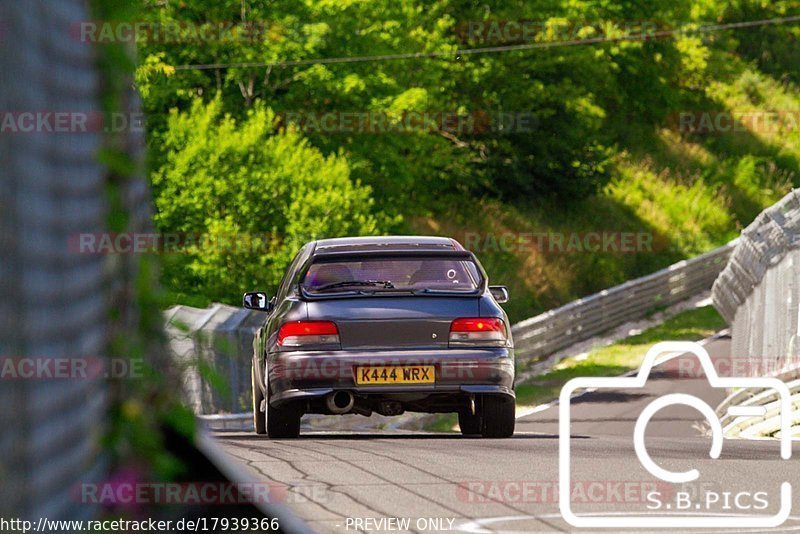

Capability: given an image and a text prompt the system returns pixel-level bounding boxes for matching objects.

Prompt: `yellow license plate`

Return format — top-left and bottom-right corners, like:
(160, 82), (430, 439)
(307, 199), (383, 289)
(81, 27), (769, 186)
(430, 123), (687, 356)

(355, 365), (435, 385)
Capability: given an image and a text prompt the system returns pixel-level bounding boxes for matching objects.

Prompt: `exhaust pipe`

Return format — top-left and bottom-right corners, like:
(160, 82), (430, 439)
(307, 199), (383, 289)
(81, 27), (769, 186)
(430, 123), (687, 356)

(325, 391), (354, 414)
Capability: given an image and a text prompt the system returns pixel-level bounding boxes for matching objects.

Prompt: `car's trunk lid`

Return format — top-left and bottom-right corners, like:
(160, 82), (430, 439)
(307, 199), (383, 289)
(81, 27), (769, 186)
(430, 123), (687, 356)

(305, 296), (480, 349)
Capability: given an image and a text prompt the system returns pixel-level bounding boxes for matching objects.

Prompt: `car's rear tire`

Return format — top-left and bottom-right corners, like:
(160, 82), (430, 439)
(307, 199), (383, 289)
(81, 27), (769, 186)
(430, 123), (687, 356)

(267, 388), (302, 439)
(251, 366), (266, 435)
(458, 409), (481, 436)
(481, 396), (515, 438)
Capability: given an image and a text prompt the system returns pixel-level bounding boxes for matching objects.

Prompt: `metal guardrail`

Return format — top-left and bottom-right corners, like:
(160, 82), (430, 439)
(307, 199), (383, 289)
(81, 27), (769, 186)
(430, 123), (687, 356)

(712, 188), (800, 380)
(710, 189), (800, 438)
(713, 189), (800, 323)
(166, 304), (267, 414)
(512, 243), (735, 366)
(717, 366), (800, 439)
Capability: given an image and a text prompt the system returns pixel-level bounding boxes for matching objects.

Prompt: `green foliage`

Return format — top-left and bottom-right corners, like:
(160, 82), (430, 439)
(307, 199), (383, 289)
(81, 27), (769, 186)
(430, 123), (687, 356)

(135, 0), (800, 320)
(722, 0), (800, 84)
(151, 98), (383, 303)
(138, 0), (673, 205)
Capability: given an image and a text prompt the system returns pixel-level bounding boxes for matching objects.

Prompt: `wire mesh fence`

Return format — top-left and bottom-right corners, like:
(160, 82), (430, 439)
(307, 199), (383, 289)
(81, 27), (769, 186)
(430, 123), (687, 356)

(0, 0), (109, 520)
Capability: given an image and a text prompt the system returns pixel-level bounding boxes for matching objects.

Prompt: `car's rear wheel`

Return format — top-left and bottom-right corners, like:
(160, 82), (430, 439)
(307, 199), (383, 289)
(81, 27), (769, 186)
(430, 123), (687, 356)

(458, 409), (481, 436)
(267, 387), (302, 439)
(481, 396), (515, 438)
(251, 366), (266, 435)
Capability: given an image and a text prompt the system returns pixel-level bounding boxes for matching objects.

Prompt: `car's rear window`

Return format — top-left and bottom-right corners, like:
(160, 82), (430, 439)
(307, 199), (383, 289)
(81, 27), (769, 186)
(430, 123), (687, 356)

(301, 257), (482, 294)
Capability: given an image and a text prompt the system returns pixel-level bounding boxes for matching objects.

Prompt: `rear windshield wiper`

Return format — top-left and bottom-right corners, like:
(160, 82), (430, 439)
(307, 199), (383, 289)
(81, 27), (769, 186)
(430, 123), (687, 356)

(312, 280), (395, 292)
(412, 287), (475, 295)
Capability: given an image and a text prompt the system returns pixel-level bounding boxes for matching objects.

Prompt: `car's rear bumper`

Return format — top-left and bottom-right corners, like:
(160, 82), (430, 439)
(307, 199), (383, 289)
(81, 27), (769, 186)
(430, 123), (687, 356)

(267, 347), (515, 406)
(272, 385), (514, 407)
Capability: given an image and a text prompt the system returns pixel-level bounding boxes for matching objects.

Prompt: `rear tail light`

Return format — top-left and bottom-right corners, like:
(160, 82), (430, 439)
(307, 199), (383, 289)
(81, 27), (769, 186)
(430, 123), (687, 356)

(449, 317), (507, 347)
(277, 321), (340, 347)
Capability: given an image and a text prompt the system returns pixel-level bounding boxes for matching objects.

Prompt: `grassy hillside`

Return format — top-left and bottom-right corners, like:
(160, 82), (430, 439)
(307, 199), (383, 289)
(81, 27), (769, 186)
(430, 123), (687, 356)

(410, 52), (798, 322)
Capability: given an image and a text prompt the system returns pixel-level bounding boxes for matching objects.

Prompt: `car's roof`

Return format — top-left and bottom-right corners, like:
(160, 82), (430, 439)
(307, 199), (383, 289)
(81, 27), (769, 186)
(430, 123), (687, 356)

(312, 235), (464, 254)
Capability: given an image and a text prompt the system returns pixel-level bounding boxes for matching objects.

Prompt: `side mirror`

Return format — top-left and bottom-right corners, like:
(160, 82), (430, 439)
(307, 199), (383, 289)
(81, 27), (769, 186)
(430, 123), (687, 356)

(243, 291), (271, 311)
(489, 285), (509, 304)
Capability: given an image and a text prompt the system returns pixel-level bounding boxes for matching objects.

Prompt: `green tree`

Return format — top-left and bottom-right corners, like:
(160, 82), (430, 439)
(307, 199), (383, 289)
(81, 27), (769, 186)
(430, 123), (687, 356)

(151, 98), (383, 304)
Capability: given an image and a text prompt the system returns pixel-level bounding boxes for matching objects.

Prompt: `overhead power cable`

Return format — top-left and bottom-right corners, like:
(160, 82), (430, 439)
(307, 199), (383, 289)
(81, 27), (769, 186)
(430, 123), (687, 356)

(171, 14), (800, 71)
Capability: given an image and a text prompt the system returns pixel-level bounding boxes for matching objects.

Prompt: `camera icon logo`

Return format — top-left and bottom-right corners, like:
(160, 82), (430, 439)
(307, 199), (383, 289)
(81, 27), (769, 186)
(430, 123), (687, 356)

(558, 341), (793, 528)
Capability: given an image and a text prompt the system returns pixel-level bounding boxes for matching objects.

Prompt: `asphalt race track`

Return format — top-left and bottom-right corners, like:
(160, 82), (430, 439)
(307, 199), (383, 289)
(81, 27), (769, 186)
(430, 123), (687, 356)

(214, 338), (799, 533)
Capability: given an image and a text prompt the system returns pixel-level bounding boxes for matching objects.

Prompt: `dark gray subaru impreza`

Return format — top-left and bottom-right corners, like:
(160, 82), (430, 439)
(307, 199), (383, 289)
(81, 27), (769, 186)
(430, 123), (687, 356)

(243, 236), (515, 438)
